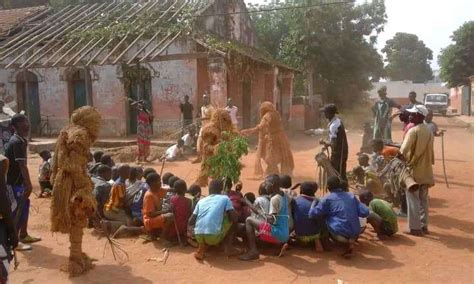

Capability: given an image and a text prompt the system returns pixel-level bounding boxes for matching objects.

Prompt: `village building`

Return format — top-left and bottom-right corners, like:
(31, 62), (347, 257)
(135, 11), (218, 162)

(0, 0), (296, 137)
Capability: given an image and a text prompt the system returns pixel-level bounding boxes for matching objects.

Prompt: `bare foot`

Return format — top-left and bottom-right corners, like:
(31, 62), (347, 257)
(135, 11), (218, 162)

(278, 243), (289, 257)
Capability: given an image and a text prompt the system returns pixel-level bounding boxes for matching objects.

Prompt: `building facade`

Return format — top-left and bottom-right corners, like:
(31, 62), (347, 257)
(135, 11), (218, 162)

(0, 0), (295, 137)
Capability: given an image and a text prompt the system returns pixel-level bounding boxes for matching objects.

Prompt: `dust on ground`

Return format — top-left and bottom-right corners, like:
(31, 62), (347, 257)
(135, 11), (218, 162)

(11, 116), (474, 283)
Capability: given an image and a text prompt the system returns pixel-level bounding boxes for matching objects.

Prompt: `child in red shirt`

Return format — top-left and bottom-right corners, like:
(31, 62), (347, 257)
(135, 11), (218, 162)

(169, 180), (191, 241)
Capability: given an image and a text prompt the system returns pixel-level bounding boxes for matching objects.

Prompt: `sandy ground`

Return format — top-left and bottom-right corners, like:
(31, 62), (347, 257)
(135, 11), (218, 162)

(9, 116), (474, 283)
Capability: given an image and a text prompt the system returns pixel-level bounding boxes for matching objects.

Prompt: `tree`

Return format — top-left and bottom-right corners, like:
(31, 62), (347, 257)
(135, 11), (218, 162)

(382, 33), (433, 83)
(250, 0), (387, 107)
(438, 21), (474, 87)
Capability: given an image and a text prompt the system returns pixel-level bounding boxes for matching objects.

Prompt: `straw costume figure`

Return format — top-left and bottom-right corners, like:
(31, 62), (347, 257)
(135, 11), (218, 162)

(241, 101), (294, 177)
(195, 109), (236, 187)
(50, 106), (101, 277)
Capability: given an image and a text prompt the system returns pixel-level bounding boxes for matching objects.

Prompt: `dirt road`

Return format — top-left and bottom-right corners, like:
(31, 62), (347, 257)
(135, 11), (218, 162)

(10, 116), (474, 283)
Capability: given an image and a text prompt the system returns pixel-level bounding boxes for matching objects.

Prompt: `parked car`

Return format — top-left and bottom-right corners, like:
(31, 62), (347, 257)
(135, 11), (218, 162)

(424, 93), (449, 116)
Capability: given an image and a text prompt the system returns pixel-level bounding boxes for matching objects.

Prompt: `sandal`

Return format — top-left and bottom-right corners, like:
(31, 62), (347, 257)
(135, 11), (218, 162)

(21, 235), (42, 243)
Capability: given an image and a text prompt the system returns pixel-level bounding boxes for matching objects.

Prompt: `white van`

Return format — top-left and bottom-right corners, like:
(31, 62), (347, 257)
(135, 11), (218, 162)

(424, 93), (449, 116)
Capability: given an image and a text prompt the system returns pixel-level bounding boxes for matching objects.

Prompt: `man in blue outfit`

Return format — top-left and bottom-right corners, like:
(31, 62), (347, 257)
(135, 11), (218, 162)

(309, 176), (369, 257)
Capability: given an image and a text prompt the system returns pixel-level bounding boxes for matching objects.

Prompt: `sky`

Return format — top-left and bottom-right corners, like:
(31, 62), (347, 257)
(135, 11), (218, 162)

(244, 0), (474, 70)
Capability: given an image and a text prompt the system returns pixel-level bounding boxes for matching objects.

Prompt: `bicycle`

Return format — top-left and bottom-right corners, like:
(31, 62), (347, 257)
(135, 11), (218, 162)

(39, 114), (53, 136)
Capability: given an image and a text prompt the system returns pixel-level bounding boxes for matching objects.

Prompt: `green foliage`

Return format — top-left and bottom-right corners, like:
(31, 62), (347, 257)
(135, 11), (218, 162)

(250, 0), (387, 107)
(438, 21), (474, 87)
(205, 132), (249, 184)
(382, 32), (433, 83)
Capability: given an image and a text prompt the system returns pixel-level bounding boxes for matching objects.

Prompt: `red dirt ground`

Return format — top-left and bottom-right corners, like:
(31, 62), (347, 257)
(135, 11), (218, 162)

(10, 116), (474, 283)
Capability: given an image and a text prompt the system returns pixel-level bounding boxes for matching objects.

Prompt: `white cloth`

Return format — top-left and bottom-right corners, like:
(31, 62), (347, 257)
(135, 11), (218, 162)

(165, 144), (179, 160)
(181, 133), (193, 147)
(328, 116), (342, 140)
(225, 106), (239, 125)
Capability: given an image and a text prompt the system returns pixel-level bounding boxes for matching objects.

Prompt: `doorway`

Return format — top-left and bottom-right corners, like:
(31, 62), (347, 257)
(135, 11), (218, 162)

(67, 68), (91, 114)
(124, 66), (152, 135)
(16, 71), (40, 135)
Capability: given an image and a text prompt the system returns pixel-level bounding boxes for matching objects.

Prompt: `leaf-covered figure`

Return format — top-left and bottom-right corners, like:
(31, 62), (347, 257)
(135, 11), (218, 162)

(206, 131), (249, 184)
(194, 109), (244, 187)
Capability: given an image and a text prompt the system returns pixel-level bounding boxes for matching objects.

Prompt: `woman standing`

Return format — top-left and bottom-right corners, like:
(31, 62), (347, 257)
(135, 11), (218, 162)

(134, 100), (153, 163)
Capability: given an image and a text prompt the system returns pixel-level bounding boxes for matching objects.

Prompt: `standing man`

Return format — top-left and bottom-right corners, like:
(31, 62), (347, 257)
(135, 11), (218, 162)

(319, 104), (349, 181)
(399, 104), (434, 236)
(225, 98), (239, 129)
(372, 86), (401, 142)
(180, 95), (194, 134)
(5, 114), (40, 251)
(407, 91), (422, 108)
(193, 94), (214, 163)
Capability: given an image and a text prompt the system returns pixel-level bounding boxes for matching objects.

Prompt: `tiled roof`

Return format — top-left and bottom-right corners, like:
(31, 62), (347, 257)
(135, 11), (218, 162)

(0, 6), (48, 37)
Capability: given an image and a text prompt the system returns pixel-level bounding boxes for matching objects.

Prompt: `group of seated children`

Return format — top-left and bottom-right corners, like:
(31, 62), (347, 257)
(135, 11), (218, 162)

(88, 150), (202, 244)
(187, 174), (398, 261)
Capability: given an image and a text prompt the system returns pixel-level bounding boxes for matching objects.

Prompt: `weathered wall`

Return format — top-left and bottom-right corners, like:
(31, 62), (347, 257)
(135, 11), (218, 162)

(200, 0), (256, 47)
(92, 65), (127, 136)
(148, 58), (197, 134)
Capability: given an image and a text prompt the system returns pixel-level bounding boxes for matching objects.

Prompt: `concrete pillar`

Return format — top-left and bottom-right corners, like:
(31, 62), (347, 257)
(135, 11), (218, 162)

(208, 57), (227, 108)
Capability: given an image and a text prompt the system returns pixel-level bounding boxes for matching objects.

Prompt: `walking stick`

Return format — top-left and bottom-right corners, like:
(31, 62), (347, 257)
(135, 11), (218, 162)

(159, 158), (166, 177)
(440, 130), (449, 188)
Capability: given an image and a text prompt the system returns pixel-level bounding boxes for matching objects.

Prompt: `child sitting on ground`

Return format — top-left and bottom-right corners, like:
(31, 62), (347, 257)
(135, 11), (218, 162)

(225, 178), (250, 223)
(292, 182), (324, 252)
(88, 150), (104, 175)
(188, 179), (238, 260)
(104, 165), (132, 226)
(38, 150), (52, 197)
(125, 167), (144, 209)
(142, 173), (174, 240)
(92, 165), (112, 219)
(161, 139), (185, 161)
(352, 166), (384, 198)
(161, 172), (174, 190)
(280, 175), (296, 231)
(245, 182), (271, 222)
(239, 175), (290, 261)
(182, 127), (198, 154)
(358, 153), (370, 171)
(359, 190), (398, 240)
(130, 168), (157, 226)
(187, 183), (202, 211)
(169, 180), (192, 243)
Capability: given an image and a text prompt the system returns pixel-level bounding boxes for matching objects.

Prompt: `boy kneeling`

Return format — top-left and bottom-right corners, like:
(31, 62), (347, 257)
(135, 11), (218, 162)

(187, 179), (237, 260)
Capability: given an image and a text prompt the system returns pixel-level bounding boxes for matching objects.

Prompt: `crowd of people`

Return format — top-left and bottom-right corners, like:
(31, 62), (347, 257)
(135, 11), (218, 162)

(0, 85), (441, 282)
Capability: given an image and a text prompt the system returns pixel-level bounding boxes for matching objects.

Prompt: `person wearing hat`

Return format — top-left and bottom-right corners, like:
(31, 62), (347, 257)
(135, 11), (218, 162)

(399, 104), (434, 236)
(319, 104), (349, 181)
(372, 86), (401, 142)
